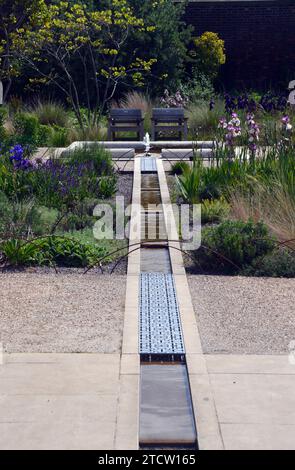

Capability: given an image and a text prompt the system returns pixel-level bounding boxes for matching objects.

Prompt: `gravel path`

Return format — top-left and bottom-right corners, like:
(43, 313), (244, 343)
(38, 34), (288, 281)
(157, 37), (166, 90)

(116, 173), (133, 205)
(0, 272), (126, 353)
(188, 275), (295, 354)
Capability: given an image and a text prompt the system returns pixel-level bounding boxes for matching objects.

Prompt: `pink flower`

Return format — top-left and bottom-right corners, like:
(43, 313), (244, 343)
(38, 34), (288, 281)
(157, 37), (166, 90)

(281, 115), (290, 125)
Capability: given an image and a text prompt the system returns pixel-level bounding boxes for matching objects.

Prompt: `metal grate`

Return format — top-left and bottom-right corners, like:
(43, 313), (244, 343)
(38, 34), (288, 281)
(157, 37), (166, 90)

(141, 157), (157, 172)
(139, 273), (185, 355)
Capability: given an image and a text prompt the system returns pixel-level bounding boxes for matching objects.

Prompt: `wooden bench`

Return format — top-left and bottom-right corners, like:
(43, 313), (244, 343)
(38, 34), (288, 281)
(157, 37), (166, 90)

(151, 108), (188, 141)
(108, 109), (144, 141)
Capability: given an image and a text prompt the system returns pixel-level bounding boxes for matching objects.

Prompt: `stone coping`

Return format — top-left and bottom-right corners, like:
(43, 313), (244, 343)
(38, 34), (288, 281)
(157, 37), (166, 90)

(156, 158), (223, 450)
(115, 157), (141, 450)
(67, 140), (214, 151)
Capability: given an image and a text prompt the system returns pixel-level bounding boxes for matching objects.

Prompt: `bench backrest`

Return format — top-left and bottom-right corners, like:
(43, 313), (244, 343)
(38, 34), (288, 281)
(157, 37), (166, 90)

(110, 108), (143, 122)
(152, 108), (185, 122)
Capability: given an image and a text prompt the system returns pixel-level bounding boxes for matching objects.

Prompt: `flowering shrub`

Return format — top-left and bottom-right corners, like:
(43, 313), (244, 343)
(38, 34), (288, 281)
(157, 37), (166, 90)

(0, 144), (117, 209)
(216, 111), (294, 160)
(9, 144), (32, 170)
(160, 89), (188, 108)
(213, 93), (289, 115)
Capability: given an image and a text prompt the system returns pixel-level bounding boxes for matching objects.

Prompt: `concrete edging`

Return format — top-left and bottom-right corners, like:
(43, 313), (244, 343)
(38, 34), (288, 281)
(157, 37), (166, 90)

(114, 157), (141, 450)
(156, 158), (224, 450)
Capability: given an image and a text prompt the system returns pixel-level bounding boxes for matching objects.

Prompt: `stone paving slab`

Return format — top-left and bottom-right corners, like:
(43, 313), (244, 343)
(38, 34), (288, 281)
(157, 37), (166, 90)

(204, 354), (295, 450)
(0, 353), (120, 450)
(206, 354), (295, 375)
(210, 372), (295, 425)
(220, 424), (295, 450)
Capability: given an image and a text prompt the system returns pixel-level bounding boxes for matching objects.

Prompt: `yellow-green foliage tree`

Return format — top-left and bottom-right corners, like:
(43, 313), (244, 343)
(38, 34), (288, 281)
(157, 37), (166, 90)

(0, 0), (46, 100)
(10, 0), (156, 127)
(192, 31), (226, 81)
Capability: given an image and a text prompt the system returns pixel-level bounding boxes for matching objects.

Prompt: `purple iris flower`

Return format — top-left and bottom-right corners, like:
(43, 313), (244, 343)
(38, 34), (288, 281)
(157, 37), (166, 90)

(10, 144), (24, 162)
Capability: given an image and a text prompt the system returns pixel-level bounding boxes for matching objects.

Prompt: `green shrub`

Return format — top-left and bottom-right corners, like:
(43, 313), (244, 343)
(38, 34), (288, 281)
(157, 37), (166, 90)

(43, 236), (106, 267)
(242, 248), (295, 278)
(65, 144), (113, 176)
(48, 126), (69, 147)
(13, 112), (40, 147)
(11, 113), (52, 147)
(171, 161), (190, 175)
(38, 124), (53, 146)
(59, 198), (100, 230)
(32, 206), (59, 235)
(201, 197), (230, 224)
(180, 74), (214, 103)
(1, 236), (106, 267)
(193, 220), (275, 274)
(0, 239), (43, 266)
(198, 170), (223, 201)
(192, 32), (226, 81)
(98, 176), (117, 198)
(58, 212), (95, 232)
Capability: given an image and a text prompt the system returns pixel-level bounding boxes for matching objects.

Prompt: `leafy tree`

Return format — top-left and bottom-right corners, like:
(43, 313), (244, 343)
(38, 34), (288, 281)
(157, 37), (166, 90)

(11, 0), (156, 127)
(0, 0), (46, 100)
(128, 0), (193, 95)
(191, 32), (226, 82)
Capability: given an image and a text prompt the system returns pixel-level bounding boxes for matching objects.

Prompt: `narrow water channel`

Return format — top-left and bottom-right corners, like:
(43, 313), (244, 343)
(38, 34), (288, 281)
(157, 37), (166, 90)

(139, 156), (198, 449)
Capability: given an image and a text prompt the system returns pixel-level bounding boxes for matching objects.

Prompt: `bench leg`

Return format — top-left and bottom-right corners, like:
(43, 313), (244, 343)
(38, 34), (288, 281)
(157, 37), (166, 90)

(151, 125), (156, 141)
(107, 126), (112, 141)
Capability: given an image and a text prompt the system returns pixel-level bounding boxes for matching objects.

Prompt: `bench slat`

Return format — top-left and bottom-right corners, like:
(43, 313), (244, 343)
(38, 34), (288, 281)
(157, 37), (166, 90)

(110, 108), (143, 121)
(152, 108), (185, 120)
(108, 108), (144, 141)
(151, 107), (187, 141)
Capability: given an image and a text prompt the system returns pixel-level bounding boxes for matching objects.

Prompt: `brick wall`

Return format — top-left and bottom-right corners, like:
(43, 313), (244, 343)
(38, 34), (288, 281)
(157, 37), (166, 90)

(184, 1), (295, 89)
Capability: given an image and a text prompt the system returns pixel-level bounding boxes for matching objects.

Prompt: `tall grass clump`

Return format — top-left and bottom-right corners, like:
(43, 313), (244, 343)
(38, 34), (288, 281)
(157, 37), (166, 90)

(32, 100), (69, 128)
(176, 159), (203, 204)
(118, 91), (152, 115)
(117, 91), (153, 133)
(68, 122), (107, 143)
(230, 149), (295, 248)
(187, 98), (224, 139)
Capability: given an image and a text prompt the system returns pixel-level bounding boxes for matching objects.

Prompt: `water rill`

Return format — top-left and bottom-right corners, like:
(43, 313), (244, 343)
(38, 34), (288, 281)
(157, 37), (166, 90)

(138, 154), (198, 449)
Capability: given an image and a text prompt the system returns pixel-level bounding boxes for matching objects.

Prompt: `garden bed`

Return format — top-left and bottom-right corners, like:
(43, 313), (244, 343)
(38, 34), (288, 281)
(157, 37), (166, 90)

(0, 144), (132, 272)
(168, 147), (295, 278)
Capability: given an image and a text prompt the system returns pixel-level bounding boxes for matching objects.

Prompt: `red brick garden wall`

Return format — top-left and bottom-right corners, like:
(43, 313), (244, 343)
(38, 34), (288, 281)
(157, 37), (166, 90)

(184, 1), (295, 89)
